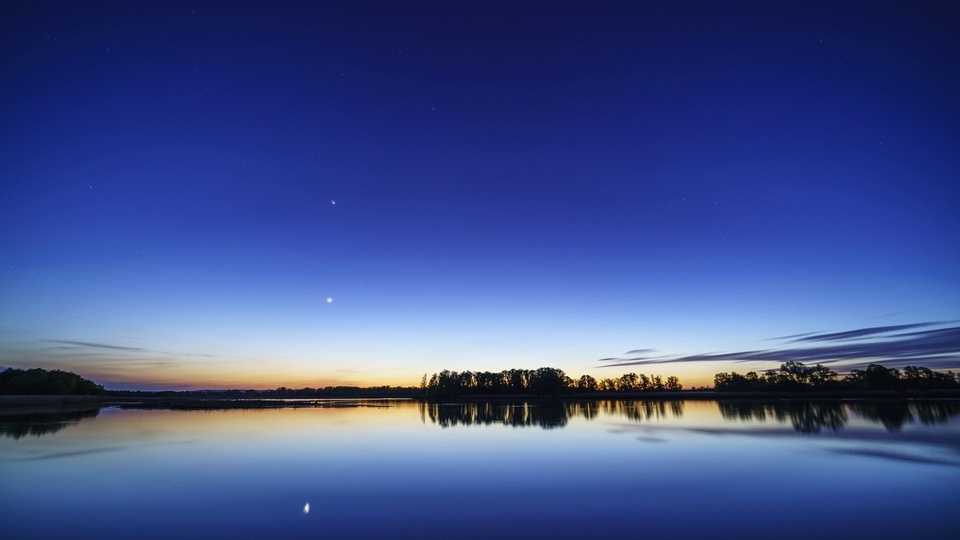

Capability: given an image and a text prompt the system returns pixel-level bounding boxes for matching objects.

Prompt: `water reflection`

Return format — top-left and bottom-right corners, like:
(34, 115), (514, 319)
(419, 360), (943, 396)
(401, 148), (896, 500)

(717, 401), (848, 433)
(0, 407), (101, 439)
(420, 400), (684, 429)
(849, 400), (960, 431)
(3, 399), (958, 539)
(424, 402), (571, 429)
(419, 399), (960, 433)
(3, 399), (958, 440)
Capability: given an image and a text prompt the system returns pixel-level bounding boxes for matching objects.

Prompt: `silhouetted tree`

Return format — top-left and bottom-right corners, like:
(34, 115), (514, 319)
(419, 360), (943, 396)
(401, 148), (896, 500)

(420, 367), (683, 398)
(529, 367), (571, 396)
(619, 373), (640, 392)
(576, 375), (598, 391)
(0, 368), (105, 396)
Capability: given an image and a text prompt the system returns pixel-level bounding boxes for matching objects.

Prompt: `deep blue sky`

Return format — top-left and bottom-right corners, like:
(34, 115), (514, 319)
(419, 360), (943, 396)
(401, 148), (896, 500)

(2, 1), (958, 389)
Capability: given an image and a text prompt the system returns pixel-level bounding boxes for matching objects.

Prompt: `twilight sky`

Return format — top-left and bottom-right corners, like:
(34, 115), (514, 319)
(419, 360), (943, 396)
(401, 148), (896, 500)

(2, 1), (958, 390)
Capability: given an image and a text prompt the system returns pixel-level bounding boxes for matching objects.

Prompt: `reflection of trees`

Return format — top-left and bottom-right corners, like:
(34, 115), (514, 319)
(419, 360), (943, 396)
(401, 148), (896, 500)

(0, 408), (101, 439)
(601, 401), (682, 422)
(424, 403), (569, 429)
(717, 401), (847, 433)
(849, 400), (960, 431)
(914, 400), (960, 425)
(717, 400), (960, 433)
(420, 400), (684, 429)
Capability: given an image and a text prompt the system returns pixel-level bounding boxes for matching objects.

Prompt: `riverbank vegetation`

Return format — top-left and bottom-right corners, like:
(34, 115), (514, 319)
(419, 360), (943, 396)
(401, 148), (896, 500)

(0, 368), (105, 396)
(107, 385), (420, 400)
(714, 362), (958, 392)
(420, 367), (682, 398)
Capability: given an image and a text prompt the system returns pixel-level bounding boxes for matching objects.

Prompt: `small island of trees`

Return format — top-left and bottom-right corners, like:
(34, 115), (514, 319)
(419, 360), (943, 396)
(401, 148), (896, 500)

(0, 368), (105, 396)
(420, 367), (682, 399)
(714, 361), (958, 392)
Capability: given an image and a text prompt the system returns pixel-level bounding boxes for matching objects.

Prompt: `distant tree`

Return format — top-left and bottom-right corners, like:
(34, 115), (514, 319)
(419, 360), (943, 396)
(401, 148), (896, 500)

(619, 373), (640, 392)
(576, 375), (598, 391)
(743, 371), (763, 391)
(806, 364), (838, 389)
(843, 364), (901, 390)
(599, 377), (619, 392)
(0, 368), (105, 396)
(529, 367), (571, 396)
(419, 367), (682, 398)
(714, 372), (733, 391)
(508, 369), (529, 393)
(779, 361), (810, 390)
(900, 366), (958, 390)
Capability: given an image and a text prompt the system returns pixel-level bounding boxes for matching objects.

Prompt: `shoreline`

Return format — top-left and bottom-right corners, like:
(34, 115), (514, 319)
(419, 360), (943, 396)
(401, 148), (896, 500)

(412, 389), (960, 403)
(2, 389), (959, 413)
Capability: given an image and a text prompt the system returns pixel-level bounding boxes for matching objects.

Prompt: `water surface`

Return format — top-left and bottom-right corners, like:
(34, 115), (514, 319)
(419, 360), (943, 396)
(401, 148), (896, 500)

(2, 399), (958, 539)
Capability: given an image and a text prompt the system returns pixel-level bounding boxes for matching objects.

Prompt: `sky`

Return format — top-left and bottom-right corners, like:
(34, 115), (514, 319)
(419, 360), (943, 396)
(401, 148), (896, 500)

(1, 1), (958, 390)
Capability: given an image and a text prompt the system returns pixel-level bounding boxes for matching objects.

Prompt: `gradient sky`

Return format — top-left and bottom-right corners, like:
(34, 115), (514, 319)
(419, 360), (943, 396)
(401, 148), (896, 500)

(2, 1), (958, 390)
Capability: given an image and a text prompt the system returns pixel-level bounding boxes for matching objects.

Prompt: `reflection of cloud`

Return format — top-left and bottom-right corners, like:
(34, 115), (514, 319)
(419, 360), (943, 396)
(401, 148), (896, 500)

(602, 323), (960, 371)
(17, 446), (126, 461)
(610, 420), (960, 464)
(827, 447), (960, 467)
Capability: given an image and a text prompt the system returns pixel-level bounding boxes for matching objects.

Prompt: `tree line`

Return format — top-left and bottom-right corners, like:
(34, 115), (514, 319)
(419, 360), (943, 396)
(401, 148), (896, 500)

(108, 385), (421, 399)
(714, 361), (958, 392)
(0, 368), (105, 396)
(420, 367), (682, 398)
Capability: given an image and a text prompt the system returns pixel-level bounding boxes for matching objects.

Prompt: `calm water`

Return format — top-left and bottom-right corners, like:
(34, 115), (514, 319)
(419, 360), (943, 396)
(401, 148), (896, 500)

(2, 399), (959, 539)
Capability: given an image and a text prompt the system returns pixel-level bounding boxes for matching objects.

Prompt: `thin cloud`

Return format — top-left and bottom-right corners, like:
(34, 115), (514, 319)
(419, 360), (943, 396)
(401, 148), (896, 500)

(789, 322), (947, 343)
(46, 340), (148, 352)
(598, 324), (960, 371)
(624, 348), (656, 355)
(767, 331), (820, 341)
(43, 340), (216, 358)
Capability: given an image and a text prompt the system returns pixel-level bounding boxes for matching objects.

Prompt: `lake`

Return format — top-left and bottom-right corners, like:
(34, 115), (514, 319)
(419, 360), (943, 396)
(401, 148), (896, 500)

(2, 399), (959, 539)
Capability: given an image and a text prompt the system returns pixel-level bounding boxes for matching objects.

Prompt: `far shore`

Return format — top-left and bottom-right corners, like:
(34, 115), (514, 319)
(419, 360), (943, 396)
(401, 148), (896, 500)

(2, 389), (959, 413)
(413, 389), (960, 403)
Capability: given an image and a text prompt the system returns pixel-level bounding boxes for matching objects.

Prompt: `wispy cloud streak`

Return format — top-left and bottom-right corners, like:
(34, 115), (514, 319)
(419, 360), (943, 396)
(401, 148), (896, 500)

(46, 340), (149, 352)
(41, 339), (216, 358)
(788, 322), (948, 343)
(601, 323), (960, 371)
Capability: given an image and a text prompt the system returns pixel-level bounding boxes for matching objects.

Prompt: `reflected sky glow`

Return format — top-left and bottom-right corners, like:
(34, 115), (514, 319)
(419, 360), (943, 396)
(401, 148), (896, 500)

(2, 400), (958, 539)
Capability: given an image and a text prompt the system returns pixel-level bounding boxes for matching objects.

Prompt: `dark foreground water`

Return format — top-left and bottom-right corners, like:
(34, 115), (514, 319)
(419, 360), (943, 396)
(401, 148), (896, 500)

(2, 399), (959, 539)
